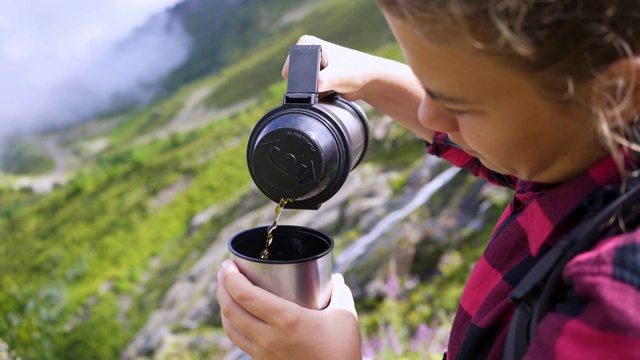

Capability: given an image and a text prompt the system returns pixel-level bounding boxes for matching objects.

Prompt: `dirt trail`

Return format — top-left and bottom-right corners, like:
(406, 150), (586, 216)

(9, 85), (254, 193)
(14, 136), (71, 193)
(136, 86), (257, 144)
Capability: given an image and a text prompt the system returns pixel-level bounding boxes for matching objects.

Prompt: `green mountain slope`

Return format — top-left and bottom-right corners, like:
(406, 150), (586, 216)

(0, 0), (509, 358)
(163, 0), (394, 100)
(0, 0), (402, 358)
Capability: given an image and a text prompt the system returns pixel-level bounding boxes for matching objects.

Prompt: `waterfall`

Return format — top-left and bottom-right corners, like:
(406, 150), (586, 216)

(335, 165), (461, 272)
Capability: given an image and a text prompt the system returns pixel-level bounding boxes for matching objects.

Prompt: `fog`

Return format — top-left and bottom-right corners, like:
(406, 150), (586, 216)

(0, 0), (189, 137)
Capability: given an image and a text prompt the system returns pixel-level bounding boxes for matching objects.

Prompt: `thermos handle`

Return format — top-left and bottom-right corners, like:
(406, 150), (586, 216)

(283, 45), (321, 105)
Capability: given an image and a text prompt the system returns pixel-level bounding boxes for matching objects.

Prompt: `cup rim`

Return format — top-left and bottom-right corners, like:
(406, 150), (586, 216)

(228, 225), (334, 264)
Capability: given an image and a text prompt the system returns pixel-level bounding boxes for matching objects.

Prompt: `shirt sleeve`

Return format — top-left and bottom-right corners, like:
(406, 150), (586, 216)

(427, 132), (518, 189)
(524, 230), (640, 359)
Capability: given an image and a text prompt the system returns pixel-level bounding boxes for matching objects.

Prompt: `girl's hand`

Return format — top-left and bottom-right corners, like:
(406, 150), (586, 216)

(281, 35), (379, 101)
(282, 35), (432, 141)
(216, 260), (362, 360)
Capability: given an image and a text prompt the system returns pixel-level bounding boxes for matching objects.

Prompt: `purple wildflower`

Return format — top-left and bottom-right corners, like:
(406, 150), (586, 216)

(361, 335), (376, 359)
(370, 336), (382, 352)
(387, 325), (403, 354)
(384, 273), (400, 299)
(409, 323), (433, 351)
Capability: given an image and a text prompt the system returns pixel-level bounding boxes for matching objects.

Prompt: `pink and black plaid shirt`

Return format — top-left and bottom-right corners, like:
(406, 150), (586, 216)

(428, 132), (640, 359)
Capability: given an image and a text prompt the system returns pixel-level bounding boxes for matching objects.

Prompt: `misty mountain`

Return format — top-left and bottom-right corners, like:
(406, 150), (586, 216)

(104, 0), (391, 113)
(35, 0), (319, 129)
(161, 0), (318, 96)
(0, 0), (502, 359)
(1, 0), (389, 137)
(44, 11), (192, 125)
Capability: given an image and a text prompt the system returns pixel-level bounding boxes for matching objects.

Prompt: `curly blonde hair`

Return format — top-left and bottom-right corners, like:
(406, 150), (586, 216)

(378, 0), (640, 173)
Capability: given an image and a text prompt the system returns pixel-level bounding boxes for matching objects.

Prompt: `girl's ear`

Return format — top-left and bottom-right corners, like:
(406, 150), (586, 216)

(625, 57), (640, 121)
(631, 57), (640, 117)
(593, 57), (640, 157)
(594, 57), (640, 126)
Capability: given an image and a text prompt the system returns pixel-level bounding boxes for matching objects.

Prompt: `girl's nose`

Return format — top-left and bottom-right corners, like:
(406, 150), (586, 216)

(418, 97), (459, 134)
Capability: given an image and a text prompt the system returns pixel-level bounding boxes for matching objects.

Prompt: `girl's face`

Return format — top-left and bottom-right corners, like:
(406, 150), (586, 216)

(385, 13), (607, 183)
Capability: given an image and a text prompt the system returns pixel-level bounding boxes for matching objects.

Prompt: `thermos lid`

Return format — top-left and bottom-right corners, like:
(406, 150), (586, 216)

(248, 113), (329, 200)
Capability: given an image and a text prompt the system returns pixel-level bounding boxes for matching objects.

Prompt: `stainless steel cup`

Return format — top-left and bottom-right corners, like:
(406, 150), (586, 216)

(228, 225), (333, 310)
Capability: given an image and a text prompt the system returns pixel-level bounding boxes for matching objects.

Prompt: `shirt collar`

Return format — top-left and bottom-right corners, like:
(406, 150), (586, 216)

(513, 153), (638, 256)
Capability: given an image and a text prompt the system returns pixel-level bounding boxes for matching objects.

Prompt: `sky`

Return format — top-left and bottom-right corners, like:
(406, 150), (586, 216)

(0, 0), (189, 136)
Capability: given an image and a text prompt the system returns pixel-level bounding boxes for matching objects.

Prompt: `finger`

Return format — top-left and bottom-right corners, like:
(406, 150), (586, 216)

(220, 313), (257, 357)
(282, 35), (329, 79)
(217, 262), (269, 338)
(223, 260), (305, 325)
(281, 54), (291, 80)
(326, 273), (357, 318)
(317, 72), (333, 94)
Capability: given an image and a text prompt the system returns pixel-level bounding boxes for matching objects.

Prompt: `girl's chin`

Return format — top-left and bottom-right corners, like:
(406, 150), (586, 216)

(476, 157), (514, 177)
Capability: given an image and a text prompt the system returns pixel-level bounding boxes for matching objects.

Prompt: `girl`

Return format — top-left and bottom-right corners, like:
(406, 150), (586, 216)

(217, 1), (640, 358)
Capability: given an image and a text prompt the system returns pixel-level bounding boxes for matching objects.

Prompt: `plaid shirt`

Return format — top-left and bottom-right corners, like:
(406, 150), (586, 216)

(427, 132), (640, 359)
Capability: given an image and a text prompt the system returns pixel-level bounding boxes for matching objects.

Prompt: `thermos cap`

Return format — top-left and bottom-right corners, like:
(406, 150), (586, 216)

(246, 45), (368, 210)
(249, 115), (329, 200)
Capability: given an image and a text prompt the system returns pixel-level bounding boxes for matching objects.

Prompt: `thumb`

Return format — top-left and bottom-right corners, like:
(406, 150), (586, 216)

(326, 273), (357, 318)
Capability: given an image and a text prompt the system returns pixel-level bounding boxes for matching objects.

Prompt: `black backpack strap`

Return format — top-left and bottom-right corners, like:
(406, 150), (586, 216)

(504, 241), (567, 359)
(504, 177), (640, 360)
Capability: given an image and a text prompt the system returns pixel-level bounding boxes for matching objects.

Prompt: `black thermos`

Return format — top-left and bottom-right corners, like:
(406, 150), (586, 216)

(246, 45), (369, 209)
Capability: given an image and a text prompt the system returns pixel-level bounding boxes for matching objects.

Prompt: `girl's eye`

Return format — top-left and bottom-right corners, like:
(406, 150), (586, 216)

(443, 106), (469, 116)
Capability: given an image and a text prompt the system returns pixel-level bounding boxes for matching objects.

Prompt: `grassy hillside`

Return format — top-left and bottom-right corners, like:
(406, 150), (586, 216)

(163, 0), (311, 91)
(0, 138), (55, 175)
(162, 0), (394, 98)
(202, 0), (395, 107)
(0, 0), (403, 358)
(0, 0), (508, 358)
(0, 101), (257, 358)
